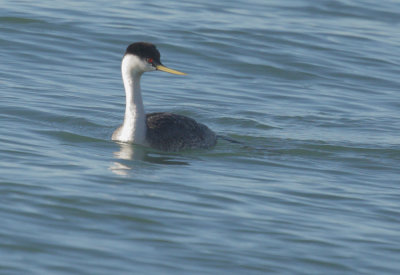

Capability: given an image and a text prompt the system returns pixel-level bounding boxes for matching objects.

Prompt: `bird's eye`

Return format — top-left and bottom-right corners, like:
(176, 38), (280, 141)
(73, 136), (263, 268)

(147, 58), (153, 64)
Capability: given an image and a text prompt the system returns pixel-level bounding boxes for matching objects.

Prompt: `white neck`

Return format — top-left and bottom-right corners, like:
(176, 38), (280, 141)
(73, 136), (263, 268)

(117, 56), (147, 144)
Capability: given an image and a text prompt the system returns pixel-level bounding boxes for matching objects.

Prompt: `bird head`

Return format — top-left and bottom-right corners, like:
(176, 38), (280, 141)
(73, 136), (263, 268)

(122, 42), (186, 75)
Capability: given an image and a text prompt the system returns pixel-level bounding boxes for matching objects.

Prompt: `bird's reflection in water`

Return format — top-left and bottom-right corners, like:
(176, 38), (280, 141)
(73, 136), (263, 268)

(110, 142), (189, 176)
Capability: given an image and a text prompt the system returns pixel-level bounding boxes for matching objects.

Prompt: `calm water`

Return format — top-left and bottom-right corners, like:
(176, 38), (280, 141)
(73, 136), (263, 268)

(1, 0), (400, 274)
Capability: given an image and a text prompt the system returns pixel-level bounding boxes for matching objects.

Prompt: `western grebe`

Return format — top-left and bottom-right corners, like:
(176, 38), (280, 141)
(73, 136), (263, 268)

(112, 42), (217, 152)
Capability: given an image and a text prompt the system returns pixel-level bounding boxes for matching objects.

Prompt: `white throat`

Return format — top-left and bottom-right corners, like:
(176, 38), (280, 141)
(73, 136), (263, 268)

(116, 55), (147, 144)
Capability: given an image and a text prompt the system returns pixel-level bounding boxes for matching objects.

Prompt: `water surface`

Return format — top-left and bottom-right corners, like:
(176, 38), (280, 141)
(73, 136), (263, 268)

(1, 0), (400, 274)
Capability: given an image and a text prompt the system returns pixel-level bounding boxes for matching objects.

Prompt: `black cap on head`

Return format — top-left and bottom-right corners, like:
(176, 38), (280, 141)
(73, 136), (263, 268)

(125, 42), (161, 64)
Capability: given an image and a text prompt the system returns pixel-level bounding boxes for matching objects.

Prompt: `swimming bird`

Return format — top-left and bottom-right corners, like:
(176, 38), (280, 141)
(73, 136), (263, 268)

(112, 42), (217, 152)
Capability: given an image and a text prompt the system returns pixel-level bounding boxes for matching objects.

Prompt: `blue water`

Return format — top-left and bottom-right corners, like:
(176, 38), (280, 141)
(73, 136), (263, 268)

(1, 0), (400, 274)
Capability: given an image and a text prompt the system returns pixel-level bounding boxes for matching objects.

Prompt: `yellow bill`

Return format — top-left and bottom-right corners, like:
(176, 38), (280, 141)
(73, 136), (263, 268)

(156, 64), (187, 75)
